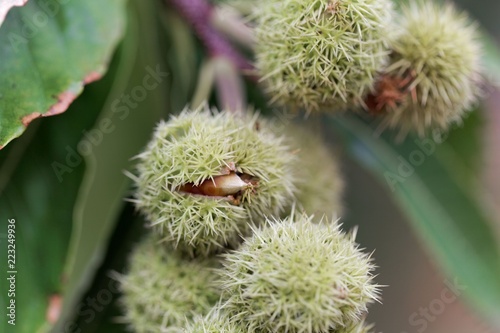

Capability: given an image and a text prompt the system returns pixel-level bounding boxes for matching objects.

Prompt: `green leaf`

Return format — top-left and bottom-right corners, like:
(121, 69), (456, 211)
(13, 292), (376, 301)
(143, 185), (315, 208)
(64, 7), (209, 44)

(72, 205), (148, 333)
(0, 0), (27, 26)
(159, 8), (198, 111)
(329, 114), (500, 325)
(51, 0), (171, 330)
(481, 31), (500, 86)
(0, 0), (126, 149)
(0, 58), (118, 332)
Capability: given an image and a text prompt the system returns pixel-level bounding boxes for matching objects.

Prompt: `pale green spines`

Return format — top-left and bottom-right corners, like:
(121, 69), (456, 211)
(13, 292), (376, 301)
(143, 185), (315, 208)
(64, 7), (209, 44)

(133, 105), (296, 256)
(381, 1), (482, 136)
(286, 125), (344, 217)
(254, 0), (393, 111)
(119, 236), (220, 333)
(337, 320), (373, 333)
(184, 309), (245, 333)
(219, 214), (380, 332)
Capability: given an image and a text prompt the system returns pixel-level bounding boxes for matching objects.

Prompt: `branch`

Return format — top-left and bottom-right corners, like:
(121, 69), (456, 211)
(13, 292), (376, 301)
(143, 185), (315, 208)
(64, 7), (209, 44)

(166, 0), (253, 73)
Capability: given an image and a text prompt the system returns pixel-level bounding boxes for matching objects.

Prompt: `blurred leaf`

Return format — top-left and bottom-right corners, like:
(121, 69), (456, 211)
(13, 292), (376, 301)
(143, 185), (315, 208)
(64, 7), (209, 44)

(414, 108), (485, 192)
(0, 0), (27, 26)
(0, 51), (122, 332)
(0, 122), (69, 333)
(481, 31), (500, 86)
(51, 0), (171, 331)
(73, 204), (148, 333)
(0, 0), (126, 148)
(330, 114), (500, 325)
(438, 109), (484, 177)
(159, 8), (199, 111)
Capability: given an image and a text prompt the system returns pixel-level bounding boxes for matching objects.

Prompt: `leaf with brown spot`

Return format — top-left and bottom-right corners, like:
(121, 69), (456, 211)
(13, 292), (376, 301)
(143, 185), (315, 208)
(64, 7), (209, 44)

(0, 0), (127, 148)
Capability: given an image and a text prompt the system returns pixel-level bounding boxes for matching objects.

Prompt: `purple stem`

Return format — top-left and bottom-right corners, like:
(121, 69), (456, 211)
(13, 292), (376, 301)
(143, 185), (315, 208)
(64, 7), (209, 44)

(166, 0), (253, 73)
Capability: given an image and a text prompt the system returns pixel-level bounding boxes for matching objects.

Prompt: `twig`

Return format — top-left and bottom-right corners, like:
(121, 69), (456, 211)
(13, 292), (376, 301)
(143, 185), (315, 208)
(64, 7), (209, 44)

(166, 0), (253, 73)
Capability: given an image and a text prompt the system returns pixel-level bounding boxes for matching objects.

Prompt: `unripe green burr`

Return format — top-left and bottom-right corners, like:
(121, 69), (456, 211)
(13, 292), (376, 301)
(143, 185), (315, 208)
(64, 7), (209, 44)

(254, 0), (393, 111)
(184, 308), (244, 333)
(118, 235), (221, 332)
(371, 1), (482, 137)
(219, 213), (380, 333)
(336, 320), (373, 333)
(286, 124), (344, 217)
(132, 104), (296, 256)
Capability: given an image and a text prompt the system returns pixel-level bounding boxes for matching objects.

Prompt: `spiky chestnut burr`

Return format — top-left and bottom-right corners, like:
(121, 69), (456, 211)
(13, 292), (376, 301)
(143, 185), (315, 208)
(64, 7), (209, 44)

(184, 308), (244, 333)
(285, 124), (344, 217)
(253, 0), (393, 111)
(218, 213), (380, 333)
(334, 320), (373, 333)
(372, 1), (482, 137)
(118, 235), (221, 333)
(132, 104), (296, 257)
(184, 310), (373, 333)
